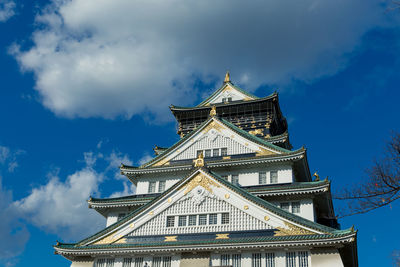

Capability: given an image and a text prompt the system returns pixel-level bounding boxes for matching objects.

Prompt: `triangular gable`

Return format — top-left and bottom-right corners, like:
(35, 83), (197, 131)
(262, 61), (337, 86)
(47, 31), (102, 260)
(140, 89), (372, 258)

(144, 117), (288, 168)
(83, 169), (334, 246)
(198, 83), (258, 107)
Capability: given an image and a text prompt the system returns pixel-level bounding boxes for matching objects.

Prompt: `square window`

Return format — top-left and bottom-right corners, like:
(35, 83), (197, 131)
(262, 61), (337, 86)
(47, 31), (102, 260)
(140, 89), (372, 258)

(259, 172), (267, 184)
(188, 215), (197, 226)
(199, 214), (207, 225)
(178, 216), (187, 226)
(221, 213), (229, 224)
(280, 202), (290, 212)
(166, 216), (175, 227)
(232, 174), (239, 186)
(213, 148), (220, 157)
(270, 171), (278, 183)
(149, 181), (157, 193)
(292, 202), (300, 213)
(205, 149), (211, 158)
(209, 213), (217, 225)
(221, 148), (228, 156)
(158, 181), (166, 192)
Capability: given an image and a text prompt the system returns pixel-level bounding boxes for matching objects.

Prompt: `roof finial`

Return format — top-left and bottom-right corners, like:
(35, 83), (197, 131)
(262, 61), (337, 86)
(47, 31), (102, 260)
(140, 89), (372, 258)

(224, 71), (230, 83)
(194, 152), (205, 168)
(210, 105), (217, 117)
(313, 172), (320, 181)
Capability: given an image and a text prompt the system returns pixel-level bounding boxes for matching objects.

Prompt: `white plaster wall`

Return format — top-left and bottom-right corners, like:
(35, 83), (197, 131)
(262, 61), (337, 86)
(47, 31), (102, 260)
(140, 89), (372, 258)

(209, 87), (247, 104)
(271, 198), (315, 222)
(311, 248), (344, 267)
(136, 174), (181, 195)
(70, 261), (93, 267)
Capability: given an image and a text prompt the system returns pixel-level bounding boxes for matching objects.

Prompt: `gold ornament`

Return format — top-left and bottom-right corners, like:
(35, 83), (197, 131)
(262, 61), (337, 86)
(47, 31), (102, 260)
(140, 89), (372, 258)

(274, 222), (315, 236)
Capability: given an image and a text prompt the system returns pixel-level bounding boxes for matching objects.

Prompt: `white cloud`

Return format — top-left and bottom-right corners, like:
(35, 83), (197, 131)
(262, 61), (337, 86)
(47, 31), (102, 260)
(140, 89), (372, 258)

(11, 0), (395, 120)
(138, 152), (153, 166)
(0, 0), (15, 22)
(0, 145), (25, 173)
(106, 150), (133, 179)
(13, 155), (104, 240)
(0, 177), (29, 262)
(109, 181), (136, 198)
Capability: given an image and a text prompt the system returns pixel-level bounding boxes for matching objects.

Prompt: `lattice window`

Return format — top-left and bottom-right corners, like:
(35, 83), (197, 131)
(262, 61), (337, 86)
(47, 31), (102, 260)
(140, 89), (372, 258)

(221, 175), (228, 180)
(213, 148), (220, 157)
(178, 216), (187, 226)
(117, 213), (126, 221)
(221, 148), (228, 156)
(221, 213), (229, 224)
(148, 181), (156, 193)
(188, 215), (197, 226)
(286, 252), (296, 267)
(122, 258), (132, 267)
(96, 259), (106, 267)
(158, 181), (166, 192)
(209, 213), (218, 225)
(259, 172), (267, 184)
(266, 253), (275, 267)
(152, 257), (162, 267)
(162, 256), (172, 267)
(199, 214), (207, 225)
(270, 171), (278, 183)
(221, 254), (230, 266)
(232, 254), (241, 267)
(205, 149), (211, 158)
(298, 251), (309, 267)
(166, 216), (175, 227)
(292, 202), (300, 214)
(106, 259), (114, 267)
(232, 174), (239, 186)
(252, 253), (262, 267)
(280, 202), (290, 212)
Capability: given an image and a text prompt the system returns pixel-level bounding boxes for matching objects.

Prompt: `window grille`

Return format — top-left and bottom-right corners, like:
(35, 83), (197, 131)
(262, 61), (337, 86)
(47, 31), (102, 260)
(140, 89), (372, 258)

(188, 215), (197, 226)
(232, 254), (241, 267)
(199, 214), (207, 225)
(96, 259), (106, 267)
(162, 256), (172, 267)
(213, 148), (220, 157)
(232, 174), (239, 186)
(106, 259), (114, 267)
(286, 252), (296, 267)
(252, 253), (262, 267)
(152, 257), (162, 267)
(259, 172), (267, 184)
(280, 202), (290, 212)
(221, 254), (230, 266)
(298, 251), (308, 267)
(158, 181), (166, 192)
(221, 148), (228, 156)
(166, 216), (175, 227)
(266, 253), (275, 267)
(178, 216), (187, 226)
(122, 258), (132, 267)
(221, 175), (228, 180)
(270, 171), (278, 183)
(148, 181), (156, 193)
(205, 149), (211, 158)
(221, 213), (229, 224)
(292, 202), (300, 214)
(209, 213), (218, 225)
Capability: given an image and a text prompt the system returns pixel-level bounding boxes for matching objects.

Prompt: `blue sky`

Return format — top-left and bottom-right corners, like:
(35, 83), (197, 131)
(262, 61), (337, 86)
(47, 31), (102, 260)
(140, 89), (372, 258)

(0, 0), (399, 266)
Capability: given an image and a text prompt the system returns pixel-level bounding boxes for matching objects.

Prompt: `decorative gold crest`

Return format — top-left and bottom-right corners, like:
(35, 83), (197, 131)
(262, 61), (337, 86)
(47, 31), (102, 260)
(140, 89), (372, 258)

(210, 106), (217, 117)
(193, 152), (205, 167)
(180, 173), (220, 195)
(274, 222), (315, 236)
(164, 236), (177, 242)
(216, 233), (230, 239)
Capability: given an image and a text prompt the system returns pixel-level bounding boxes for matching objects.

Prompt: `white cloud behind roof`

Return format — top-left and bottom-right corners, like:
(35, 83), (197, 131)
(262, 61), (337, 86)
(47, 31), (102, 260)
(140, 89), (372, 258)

(11, 0), (394, 120)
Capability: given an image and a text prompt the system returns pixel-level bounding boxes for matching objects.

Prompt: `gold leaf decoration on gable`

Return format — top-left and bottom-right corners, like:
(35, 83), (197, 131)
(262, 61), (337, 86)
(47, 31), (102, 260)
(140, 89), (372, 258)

(180, 173), (220, 195)
(256, 147), (277, 156)
(164, 236), (177, 242)
(249, 129), (263, 136)
(114, 238), (127, 244)
(216, 233), (230, 239)
(94, 234), (117, 245)
(274, 222), (315, 236)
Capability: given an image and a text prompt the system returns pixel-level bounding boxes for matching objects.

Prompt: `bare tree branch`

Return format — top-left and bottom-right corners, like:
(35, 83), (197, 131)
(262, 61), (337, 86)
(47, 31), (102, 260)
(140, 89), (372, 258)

(335, 132), (400, 218)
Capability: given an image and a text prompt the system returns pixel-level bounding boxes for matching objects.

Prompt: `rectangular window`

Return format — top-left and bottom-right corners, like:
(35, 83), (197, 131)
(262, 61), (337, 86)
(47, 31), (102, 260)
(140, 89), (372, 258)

(152, 257), (162, 267)
(286, 252), (296, 267)
(204, 149), (211, 158)
(266, 253), (275, 267)
(280, 202), (290, 212)
(117, 213), (126, 221)
(221, 148), (228, 156)
(106, 259), (114, 267)
(134, 257), (143, 267)
(221, 175), (228, 180)
(252, 253), (262, 267)
(166, 216), (175, 227)
(197, 150), (203, 157)
(259, 172), (267, 184)
(178, 216), (187, 226)
(162, 256), (172, 267)
(228, 97), (232, 102)
(232, 174), (239, 186)
(148, 181), (156, 193)
(298, 251), (309, 267)
(292, 202), (300, 214)
(199, 214), (207, 225)
(232, 254), (241, 267)
(221, 213), (229, 224)
(209, 213), (218, 225)
(96, 259), (106, 267)
(158, 181), (166, 192)
(213, 148), (220, 157)
(270, 171), (278, 183)
(221, 254), (230, 266)
(122, 258), (132, 267)
(188, 215), (197, 226)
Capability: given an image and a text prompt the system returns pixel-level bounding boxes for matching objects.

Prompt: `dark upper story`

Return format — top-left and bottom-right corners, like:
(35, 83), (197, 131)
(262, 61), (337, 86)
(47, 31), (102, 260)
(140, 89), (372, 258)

(170, 73), (290, 149)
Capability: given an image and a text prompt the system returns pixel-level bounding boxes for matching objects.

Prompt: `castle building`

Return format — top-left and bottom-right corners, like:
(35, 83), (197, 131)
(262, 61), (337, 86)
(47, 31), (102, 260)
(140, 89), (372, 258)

(54, 73), (358, 267)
